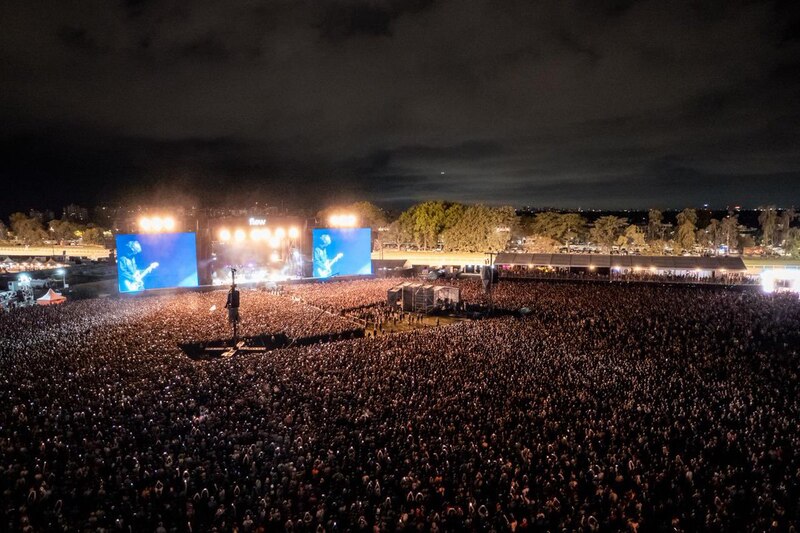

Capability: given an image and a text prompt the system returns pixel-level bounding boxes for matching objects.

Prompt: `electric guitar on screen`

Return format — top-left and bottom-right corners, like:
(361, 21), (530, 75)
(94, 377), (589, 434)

(123, 262), (159, 291)
(315, 253), (343, 278)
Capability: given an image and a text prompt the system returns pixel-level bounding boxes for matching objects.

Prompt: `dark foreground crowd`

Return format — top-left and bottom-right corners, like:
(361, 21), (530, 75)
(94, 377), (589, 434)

(1, 280), (799, 532)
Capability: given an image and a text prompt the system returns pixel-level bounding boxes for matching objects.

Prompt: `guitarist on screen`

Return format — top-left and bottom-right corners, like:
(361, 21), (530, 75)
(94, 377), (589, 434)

(313, 233), (343, 278)
(118, 240), (159, 291)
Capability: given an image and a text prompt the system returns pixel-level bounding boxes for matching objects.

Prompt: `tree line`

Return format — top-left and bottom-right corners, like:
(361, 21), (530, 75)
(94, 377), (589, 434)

(321, 202), (800, 258)
(3, 202), (797, 257)
(0, 213), (110, 246)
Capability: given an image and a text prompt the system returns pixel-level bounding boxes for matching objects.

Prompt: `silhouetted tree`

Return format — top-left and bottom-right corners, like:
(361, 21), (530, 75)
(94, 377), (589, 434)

(9, 213), (47, 244)
(590, 216), (627, 252)
(675, 208), (698, 252)
(647, 209), (664, 241)
(758, 206), (778, 247)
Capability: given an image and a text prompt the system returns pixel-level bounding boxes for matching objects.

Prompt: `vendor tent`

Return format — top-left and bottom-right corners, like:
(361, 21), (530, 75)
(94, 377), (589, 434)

(36, 289), (66, 306)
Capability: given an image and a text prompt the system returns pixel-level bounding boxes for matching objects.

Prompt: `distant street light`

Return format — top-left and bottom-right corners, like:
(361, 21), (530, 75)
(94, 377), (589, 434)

(56, 268), (67, 288)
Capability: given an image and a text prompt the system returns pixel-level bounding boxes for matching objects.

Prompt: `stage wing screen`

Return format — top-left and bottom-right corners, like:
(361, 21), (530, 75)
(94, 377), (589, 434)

(116, 233), (199, 293)
(312, 228), (372, 278)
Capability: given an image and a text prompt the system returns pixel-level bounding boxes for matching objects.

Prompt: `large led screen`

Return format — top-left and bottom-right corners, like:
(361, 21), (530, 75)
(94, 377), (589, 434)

(116, 233), (199, 293)
(312, 228), (372, 278)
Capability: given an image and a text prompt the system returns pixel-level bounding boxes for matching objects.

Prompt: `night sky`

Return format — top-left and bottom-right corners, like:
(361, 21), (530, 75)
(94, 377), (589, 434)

(2, 0), (799, 214)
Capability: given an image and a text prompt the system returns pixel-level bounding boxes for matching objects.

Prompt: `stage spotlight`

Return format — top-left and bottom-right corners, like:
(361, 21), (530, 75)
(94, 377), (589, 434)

(329, 213), (357, 227)
(275, 227), (286, 239)
(288, 226), (299, 239)
(151, 216), (164, 231)
(163, 217), (176, 231)
(139, 217), (152, 231)
(234, 229), (246, 242)
(219, 228), (231, 242)
(269, 236), (281, 249)
(270, 251), (280, 262)
(250, 228), (262, 241)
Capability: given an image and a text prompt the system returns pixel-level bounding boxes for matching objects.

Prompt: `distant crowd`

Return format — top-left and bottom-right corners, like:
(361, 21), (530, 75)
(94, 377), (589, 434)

(1, 279), (799, 531)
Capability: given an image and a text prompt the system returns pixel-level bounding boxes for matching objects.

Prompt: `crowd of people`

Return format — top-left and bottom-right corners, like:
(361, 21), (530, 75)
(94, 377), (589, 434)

(284, 280), (399, 313)
(1, 279), (799, 531)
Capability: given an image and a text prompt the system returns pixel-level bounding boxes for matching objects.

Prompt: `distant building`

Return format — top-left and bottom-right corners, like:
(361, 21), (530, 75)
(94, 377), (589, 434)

(63, 204), (89, 222)
(28, 209), (54, 223)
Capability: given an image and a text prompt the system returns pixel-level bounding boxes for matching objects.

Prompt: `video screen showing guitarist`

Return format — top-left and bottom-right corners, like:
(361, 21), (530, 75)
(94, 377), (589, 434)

(313, 234), (344, 278)
(118, 240), (159, 292)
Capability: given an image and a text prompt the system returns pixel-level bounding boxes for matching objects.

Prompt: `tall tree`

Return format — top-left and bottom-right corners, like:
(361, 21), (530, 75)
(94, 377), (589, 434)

(0, 219), (7, 241)
(49, 218), (81, 243)
(778, 208), (797, 245)
(382, 218), (413, 247)
(81, 227), (106, 245)
(758, 206), (778, 247)
(9, 212), (47, 244)
(560, 213), (588, 250)
(523, 235), (560, 253)
(441, 205), (516, 252)
(410, 201), (448, 249)
(529, 212), (587, 247)
(720, 215), (739, 253)
(647, 209), (663, 241)
(675, 208), (698, 252)
(529, 212), (562, 242)
(617, 224), (646, 250)
(389, 201), (469, 249)
(784, 228), (800, 259)
(676, 208), (698, 227)
(697, 219), (722, 253)
(589, 215), (627, 252)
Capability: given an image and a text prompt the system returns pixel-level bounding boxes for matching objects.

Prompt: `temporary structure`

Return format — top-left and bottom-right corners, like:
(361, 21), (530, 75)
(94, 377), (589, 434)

(36, 289), (66, 306)
(387, 282), (460, 312)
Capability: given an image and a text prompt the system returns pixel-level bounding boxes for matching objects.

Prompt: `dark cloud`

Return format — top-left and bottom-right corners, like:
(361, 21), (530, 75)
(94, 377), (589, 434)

(1, 0), (799, 214)
(318, 1), (437, 41)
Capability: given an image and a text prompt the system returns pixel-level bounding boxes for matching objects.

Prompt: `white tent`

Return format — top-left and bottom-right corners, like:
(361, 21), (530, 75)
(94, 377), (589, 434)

(36, 289), (66, 306)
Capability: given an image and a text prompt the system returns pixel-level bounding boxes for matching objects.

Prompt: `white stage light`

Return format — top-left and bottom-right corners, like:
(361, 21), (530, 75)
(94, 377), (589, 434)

(163, 217), (176, 231)
(219, 228), (231, 242)
(288, 226), (299, 239)
(234, 229), (246, 242)
(275, 227), (286, 239)
(761, 269), (800, 295)
(139, 217), (152, 231)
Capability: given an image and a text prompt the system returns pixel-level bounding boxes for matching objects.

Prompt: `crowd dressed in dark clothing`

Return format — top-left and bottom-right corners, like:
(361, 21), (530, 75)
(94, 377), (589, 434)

(1, 279), (799, 532)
